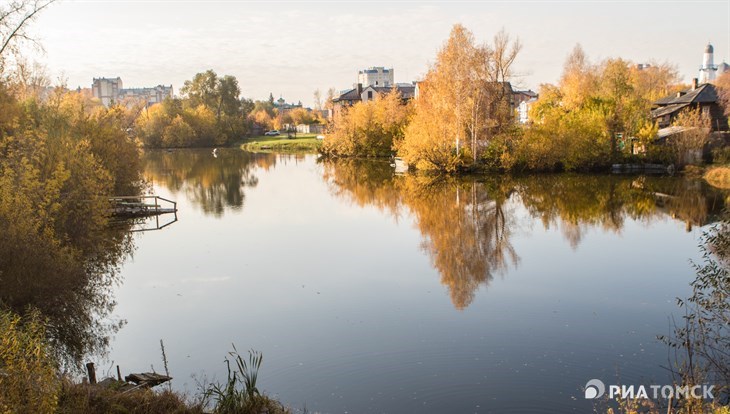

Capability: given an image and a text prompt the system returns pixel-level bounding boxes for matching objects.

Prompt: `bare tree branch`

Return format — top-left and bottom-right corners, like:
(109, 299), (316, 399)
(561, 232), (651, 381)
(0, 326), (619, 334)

(0, 0), (55, 59)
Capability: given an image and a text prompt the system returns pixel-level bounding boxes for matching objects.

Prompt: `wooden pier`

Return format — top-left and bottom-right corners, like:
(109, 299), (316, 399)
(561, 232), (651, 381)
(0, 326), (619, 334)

(611, 163), (675, 175)
(110, 195), (178, 218)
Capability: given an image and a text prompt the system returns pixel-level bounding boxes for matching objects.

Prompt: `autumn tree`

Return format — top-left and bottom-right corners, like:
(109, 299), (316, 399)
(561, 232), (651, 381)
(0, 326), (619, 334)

(716, 72), (730, 117)
(325, 87), (337, 114)
(136, 70), (251, 147)
(313, 89), (323, 111)
(518, 45), (680, 171)
(668, 108), (711, 166)
(397, 25), (520, 171)
(321, 88), (412, 157)
(0, 84), (142, 369)
(249, 108), (275, 131)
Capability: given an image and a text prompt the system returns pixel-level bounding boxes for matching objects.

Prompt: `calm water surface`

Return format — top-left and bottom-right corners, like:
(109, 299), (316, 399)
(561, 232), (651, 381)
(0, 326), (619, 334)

(106, 149), (726, 413)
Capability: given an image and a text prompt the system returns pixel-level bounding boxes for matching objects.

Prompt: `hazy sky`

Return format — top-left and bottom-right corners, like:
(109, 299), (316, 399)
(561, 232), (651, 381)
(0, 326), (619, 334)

(28, 0), (730, 106)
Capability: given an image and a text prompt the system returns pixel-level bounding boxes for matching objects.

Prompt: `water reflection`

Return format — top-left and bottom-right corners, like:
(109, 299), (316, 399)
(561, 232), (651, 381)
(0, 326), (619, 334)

(321, 159), (728, 308)
(0, 214), (134, 369)
(142, 149), (278, 217)
(401, 176), (519, 309)
(138, 150), (728, 310)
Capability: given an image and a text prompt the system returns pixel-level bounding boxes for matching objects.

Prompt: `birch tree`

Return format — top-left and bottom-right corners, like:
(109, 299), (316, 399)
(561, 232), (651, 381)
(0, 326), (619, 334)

(398, 24), (520, 171)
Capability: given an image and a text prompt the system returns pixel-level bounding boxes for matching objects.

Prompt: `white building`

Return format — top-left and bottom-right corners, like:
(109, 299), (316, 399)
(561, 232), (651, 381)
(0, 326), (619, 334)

(358, 67), (394, 87)
(518, 98), (537, 124)
(92, 77), (173, 107)
(118, 85), (174, 106)
(92, 77), (123, 107)
(699, 43), (718, 83)
(718, 61), (730, 78)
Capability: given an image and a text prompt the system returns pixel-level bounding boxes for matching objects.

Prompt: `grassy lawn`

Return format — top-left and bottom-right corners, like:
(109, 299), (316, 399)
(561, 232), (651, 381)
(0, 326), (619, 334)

(240, 133), (322, 153)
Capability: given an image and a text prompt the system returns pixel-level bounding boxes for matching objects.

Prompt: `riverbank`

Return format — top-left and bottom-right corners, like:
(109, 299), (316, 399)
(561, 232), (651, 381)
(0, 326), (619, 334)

(56, 380), (290, 414)
(0, 307), (292, 414)
(240, 134), (322, 153)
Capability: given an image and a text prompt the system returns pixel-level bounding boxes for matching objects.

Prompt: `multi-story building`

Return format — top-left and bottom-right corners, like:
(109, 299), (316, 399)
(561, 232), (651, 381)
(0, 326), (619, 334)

(92, 77), (123, 107)
(118, 85), (174, 106)
(358, 67), (394, 87)
(92, 77), (173, 107)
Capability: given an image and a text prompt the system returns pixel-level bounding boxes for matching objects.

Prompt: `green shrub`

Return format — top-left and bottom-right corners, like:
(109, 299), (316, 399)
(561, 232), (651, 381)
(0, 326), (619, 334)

(203, 346), (290, 414)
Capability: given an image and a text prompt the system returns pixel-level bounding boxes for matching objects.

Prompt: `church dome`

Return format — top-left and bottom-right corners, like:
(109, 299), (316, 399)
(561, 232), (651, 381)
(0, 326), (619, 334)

(705, 43), (714, 53)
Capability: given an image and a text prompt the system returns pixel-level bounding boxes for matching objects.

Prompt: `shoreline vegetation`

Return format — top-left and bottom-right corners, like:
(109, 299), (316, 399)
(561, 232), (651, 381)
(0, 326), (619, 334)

(240, 134), (322, 153)
(0, 310), (292, 413)
(705, 166), (730, 189)
(320, 24), (730, 175)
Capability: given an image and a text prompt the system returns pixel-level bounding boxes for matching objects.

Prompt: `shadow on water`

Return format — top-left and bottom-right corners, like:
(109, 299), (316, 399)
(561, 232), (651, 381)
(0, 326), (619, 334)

(320, 158), (728, 309)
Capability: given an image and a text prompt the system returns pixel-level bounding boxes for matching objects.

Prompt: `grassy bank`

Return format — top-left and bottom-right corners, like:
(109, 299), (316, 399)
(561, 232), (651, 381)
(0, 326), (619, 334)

(0, 308), (290, 414)
(240, 134), (322, 153)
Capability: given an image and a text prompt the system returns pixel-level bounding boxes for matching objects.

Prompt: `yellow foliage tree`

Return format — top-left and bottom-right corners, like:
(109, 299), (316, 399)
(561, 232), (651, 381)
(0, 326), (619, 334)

(669, 108), (711, 166)
(398, 24), (520, 171)
(322, 88), (411, 157)
(250, 109), (275, 131)
(519, 45), (680, 170)
(0, 310), (60, 414)
(288, 107), (317, 125)
(163, 115), (196, 147)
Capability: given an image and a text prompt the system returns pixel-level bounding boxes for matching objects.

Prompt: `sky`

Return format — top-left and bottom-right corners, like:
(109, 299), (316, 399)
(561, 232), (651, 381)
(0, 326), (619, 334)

(25, 0), (730, 107)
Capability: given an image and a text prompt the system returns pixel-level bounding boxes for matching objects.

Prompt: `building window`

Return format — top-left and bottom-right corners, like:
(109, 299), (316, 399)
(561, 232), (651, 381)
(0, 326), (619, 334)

(367, 91), (373, 99)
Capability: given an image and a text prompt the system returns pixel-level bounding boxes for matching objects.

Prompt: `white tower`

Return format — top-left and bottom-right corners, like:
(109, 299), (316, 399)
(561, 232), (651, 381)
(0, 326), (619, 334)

(699, 43), (718, 83)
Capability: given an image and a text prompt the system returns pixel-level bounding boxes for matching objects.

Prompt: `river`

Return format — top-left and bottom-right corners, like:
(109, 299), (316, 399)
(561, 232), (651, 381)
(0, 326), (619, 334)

(104, 148), (726, 413)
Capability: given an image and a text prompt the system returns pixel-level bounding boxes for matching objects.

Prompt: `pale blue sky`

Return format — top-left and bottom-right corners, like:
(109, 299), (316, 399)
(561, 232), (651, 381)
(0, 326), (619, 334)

(28, 0), (730, 106)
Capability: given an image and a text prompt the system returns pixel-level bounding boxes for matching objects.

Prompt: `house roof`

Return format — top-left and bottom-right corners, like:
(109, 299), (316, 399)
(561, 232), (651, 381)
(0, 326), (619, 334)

(651, 102), (690, 118)
(514, 89), (538, 98)
(657, 126), (695, 139)
(654, 83), (719, 106)
(333, 88), (362, 102)
(363, 85), (416, 94)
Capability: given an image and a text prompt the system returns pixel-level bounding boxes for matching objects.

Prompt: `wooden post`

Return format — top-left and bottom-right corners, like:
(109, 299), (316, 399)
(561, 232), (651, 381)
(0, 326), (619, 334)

(86, 362), (96, 385)
(116, 365), (122, 382)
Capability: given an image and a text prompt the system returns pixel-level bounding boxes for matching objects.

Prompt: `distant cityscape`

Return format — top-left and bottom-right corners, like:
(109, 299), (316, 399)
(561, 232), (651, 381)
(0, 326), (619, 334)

(92, 77), (173, 107)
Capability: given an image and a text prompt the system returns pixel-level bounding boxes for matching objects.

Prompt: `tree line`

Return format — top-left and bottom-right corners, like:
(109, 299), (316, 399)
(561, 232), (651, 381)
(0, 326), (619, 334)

(322, 24), (729, 172)
(135, 70), (326, 148)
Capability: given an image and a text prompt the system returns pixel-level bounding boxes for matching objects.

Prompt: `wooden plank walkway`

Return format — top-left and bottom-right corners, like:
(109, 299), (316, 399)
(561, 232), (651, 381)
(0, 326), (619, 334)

(110, 195), (177, 218)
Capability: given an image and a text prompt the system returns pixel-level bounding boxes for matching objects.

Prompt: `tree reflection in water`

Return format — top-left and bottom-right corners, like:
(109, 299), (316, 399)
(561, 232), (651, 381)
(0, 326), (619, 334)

(142, 149), (279, 217)
(321, 159), (728, 309)
(5, 151), (724, 369)
(0, 208), (135, 370)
